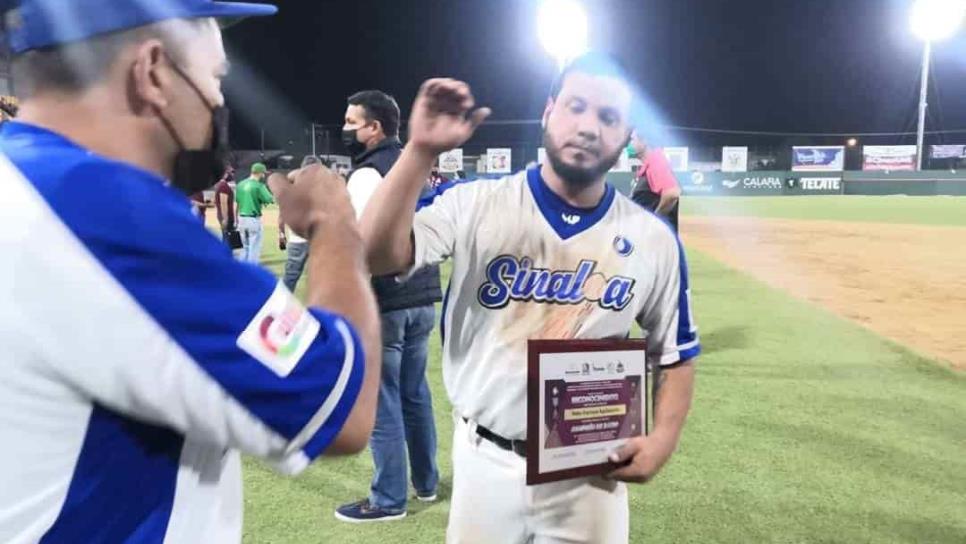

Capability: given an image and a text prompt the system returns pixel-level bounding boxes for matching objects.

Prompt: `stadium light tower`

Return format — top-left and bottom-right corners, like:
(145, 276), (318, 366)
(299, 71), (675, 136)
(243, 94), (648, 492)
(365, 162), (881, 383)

(537, 0), (589, 71)
(910, 0), (966, 170)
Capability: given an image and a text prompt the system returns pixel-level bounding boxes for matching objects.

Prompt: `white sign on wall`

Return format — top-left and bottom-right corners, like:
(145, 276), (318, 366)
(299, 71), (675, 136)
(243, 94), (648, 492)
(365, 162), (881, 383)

(324, 154), (352, 177)
(438, 149), (463, 173)
(721, 146), (748, 172)
(487, 148), (512, 174)
(663, 147), (690, 172)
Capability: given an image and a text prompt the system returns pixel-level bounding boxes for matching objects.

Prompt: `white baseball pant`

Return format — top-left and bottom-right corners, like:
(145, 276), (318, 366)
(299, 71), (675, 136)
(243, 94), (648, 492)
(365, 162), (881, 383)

(447, 416), (629, 544)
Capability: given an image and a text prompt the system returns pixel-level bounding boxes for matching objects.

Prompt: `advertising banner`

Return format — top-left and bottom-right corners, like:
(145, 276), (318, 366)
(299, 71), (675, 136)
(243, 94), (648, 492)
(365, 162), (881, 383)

(797, 176), (844, 194)
(719, 173), (786, 195)
(792, 146), (845, 171)
(862, 145), (916, 171)
(678, 171), (844, 196)
(438, 149), (463, 173)
(677, 171), (716, 195)
(930, 145), (966, 159)
(323, 155), (352, 177)
(721, 146), (748, 172)
(663, 147), (689, 172)
(487, 148), (512, 174)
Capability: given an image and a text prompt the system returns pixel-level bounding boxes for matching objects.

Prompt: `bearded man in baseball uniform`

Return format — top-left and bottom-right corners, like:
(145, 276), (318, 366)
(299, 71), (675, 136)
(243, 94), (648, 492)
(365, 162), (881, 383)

(360, 53), (699, 543)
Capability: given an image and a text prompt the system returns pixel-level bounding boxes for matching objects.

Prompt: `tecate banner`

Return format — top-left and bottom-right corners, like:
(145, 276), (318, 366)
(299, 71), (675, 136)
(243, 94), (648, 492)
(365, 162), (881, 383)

(798, 177), (843, 193)
(792, 146), (845, 172)
(862, 145), (916, 171)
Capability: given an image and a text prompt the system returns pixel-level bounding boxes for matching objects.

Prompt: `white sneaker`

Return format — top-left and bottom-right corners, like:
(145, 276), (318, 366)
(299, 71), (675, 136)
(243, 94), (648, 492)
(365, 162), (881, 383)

(415, 493), (438, 503)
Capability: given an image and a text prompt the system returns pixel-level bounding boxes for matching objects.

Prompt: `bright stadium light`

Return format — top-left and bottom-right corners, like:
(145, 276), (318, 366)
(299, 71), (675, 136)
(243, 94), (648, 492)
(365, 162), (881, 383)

(910, 0), (966, 42)
(909, 0), (966, 170)
(537, 0), (589, 70)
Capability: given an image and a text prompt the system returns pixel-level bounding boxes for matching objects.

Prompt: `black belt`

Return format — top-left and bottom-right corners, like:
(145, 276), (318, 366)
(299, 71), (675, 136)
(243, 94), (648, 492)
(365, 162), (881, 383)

(465, 418), (527, 458)
(239, 214), (260, 218)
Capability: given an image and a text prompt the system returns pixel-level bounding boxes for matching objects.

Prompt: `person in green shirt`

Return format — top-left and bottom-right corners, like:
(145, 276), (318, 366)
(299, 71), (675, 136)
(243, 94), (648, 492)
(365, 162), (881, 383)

(235, 162), (275, 263)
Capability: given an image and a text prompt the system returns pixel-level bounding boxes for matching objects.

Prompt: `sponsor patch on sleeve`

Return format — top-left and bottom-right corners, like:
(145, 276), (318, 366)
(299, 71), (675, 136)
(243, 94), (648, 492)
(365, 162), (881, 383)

(237, 283), (322, 377)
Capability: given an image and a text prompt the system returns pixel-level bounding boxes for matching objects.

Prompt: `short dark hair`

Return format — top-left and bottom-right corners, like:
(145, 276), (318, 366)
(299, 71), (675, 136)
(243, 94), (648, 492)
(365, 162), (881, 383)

(347, 90), (400, 138)
(549, 52), (633, 100)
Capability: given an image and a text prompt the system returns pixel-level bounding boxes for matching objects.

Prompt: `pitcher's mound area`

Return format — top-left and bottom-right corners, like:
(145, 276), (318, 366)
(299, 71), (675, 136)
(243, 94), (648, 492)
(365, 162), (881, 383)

(683, 216), (966, 370)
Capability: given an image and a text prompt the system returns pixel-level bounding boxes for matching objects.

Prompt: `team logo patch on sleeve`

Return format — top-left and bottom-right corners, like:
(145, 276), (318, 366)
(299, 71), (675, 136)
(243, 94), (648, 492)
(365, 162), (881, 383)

(237, 283), (321, 377)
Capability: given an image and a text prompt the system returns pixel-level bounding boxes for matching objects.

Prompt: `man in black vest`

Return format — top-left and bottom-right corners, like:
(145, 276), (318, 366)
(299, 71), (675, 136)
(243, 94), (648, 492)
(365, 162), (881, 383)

(335, 90), (443, 523)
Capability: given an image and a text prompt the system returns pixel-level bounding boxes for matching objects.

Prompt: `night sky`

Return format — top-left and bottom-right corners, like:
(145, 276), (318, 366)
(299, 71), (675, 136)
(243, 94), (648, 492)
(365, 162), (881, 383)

(222, 0), (966, 154)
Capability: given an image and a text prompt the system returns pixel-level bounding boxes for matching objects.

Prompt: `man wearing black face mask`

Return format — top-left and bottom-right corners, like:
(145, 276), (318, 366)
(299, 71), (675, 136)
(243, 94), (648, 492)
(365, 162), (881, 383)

(336, 90), (443, 523)
(0, 1), (383, 541)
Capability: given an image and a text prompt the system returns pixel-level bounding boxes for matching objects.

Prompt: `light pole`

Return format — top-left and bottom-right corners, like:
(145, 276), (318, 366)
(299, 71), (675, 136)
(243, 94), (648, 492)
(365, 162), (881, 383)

(537, 0), (589, 71)
(310, 122), (317, 158)
(910, 0), (966, 170)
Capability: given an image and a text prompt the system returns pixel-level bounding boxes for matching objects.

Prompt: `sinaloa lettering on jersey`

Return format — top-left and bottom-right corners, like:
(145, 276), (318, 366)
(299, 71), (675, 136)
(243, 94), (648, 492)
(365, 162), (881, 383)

(477, 255), (635, 311)
(237, 284), (321, 377)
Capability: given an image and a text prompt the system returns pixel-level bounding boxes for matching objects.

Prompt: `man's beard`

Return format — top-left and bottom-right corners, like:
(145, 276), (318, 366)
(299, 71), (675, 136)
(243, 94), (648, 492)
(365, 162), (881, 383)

(543, 132), (624, 190)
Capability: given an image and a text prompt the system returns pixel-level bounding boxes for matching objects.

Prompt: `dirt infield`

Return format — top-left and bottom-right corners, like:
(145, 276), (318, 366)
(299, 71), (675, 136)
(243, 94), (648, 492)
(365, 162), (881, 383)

(682, 216), (966, 370)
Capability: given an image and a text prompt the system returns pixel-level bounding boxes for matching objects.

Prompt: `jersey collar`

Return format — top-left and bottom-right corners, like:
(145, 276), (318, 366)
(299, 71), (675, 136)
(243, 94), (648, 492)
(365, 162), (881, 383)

(526, 166), (615, 241)
(0, 121), (170, 187)
(1, 120), (84, 149)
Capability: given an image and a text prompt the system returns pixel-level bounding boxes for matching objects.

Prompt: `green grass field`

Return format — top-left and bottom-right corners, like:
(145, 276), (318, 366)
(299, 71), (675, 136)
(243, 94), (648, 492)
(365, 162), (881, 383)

(682, 195), (966, 226)
(243, 197), (966, 543)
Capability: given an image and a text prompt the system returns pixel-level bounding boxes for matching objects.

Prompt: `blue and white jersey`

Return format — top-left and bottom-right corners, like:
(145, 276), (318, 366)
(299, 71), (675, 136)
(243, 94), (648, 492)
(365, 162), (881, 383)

(411, 168), (700, 440)
(0, 122), (364, 543)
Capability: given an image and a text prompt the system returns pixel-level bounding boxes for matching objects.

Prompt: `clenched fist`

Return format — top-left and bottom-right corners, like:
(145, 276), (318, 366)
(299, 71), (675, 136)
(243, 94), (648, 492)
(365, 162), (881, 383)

(268, 165), (355, 239)
(407, 78), (491, 156)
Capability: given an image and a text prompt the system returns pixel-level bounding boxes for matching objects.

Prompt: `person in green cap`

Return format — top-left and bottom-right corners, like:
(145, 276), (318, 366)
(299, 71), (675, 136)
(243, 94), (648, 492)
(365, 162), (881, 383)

(235, 162), (275, 263)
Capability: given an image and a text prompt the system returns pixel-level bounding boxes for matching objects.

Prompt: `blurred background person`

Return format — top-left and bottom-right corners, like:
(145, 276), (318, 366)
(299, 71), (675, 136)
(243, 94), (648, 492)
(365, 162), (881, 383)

(0, 95), (18, 124)
(630, 134), (681, 231)
(280, 155), (323, 292)
(215, 164), (242, 253)
(189, 190), (212, 222)
(335, 90), (441, 523)
(235, 162), (274, 263)
(428, 166), (448, 189)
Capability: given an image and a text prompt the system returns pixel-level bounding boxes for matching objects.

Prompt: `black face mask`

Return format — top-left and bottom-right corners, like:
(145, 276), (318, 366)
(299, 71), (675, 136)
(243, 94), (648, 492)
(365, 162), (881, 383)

(161, 59), (232, 195)
(341, 127), (367, 157)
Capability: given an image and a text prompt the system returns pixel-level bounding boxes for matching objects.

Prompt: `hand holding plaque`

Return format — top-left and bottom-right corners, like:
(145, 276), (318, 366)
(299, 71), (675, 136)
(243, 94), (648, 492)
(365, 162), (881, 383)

(526, 339), (648, 485)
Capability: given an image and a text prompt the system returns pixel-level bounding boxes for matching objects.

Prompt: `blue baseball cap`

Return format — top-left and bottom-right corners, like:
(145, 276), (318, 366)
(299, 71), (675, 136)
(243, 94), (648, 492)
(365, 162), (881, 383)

(4, 0), (278, 54)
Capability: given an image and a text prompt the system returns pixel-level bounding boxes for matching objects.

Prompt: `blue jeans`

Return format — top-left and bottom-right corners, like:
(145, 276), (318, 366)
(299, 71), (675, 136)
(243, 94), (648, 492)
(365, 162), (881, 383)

(238, 216), (263, 264)
(369, 305), (439, 511)
(282, 242), (309, 292)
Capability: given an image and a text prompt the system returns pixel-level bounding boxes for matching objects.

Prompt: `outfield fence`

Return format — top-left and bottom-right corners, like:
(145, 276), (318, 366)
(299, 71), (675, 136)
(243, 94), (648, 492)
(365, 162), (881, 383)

(630, 170), (966, 197)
